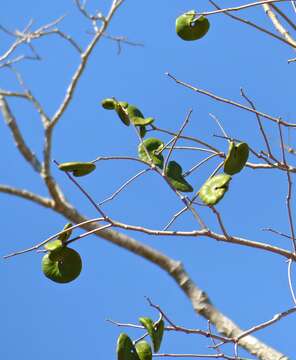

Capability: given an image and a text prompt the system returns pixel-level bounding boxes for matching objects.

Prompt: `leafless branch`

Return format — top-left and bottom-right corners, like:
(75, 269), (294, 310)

(197, 0), (293, 17)
(0, 185), (54, 209)
(210, 0), (296, 50)
(240, 88), (273, 157)
(166, 73), (296, 128)
(0, 95), (42, 173)
(163, 109), (192, 172)
(98, 168), (151, 205)
(277, 122), (296, 251)
(262, 3), (296, 47)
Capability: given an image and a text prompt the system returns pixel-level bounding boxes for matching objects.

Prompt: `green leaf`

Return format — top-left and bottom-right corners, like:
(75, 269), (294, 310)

(101, 98), (116, 110)
(126, 105), (144, 119)
(153, 319), (164, 353)
(139, 126), (147, 139)
(165, 161), (193, 192)
(58, 162), (96, 177)
(139, 317), (164, 353)
(57, 223), (73, 243)
(139, 317), (155, 341)
(135, 341), (152, 360)
(224, 142), (249, 175)
(44, 239), (63, 252)
(176, 11), (210, 41)
(115, 102), (131, 126)
(138, 138), (164, 168)
(42, 247), (82, 284)
(199, 173), (232, 206)
(115, 103), (145, 126)
(132, 117), (154, 126)
(116, 333), (139, 360)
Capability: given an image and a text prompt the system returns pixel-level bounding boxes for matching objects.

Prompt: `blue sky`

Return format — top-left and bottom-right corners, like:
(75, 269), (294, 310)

(1, 1), (296, 359)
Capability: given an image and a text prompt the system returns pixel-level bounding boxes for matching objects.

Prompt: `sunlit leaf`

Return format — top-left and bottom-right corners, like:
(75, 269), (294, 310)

(176, 11), (210, 41)
(199, 174), (231, 206)
(165, 161), (193, 192)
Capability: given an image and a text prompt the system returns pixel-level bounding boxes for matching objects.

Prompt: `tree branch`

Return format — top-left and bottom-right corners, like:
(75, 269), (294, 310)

(166, 73), (296, 128)
(0, 184), (54, 208)
(0, 95), (42, 173)
(262, 3), (296, 47)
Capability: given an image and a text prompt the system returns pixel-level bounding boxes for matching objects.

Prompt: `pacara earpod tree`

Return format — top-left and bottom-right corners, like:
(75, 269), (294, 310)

(2, 1), (296, 360)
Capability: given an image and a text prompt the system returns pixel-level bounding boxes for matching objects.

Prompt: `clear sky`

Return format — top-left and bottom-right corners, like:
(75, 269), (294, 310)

(1, 1), (296, 359)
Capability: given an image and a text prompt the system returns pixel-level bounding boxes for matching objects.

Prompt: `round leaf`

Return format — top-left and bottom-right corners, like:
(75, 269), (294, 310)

(135, 341), (152, 360)
(224, 142), (249, 175)
(199, 174), (232, 206)
(176, 11), (210, 41)
(138, 138), (164, 168)
(42, 247), (82, 284)
(116, 333), (139, 360)
(101, 98), (116, 110)
(165, 161), (193, 192)
(126, 105), (144, 119)
(58, 162), (96, 177)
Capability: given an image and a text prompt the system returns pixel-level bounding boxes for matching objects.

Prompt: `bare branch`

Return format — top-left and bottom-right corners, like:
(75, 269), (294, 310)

(166, 73), (296, 128)
(45, 29), (82, 53)
(236, 306), (296, 342)
(270, 3), (296, 31)
(153, 353), (249, 359)
(98, 168), (150, 205)
(163, 109), (192, 172)
(209, 1), (296, 50)
(287, 259), (296, 305)
(262, 3), (296, 46)
(51, 1), (124, 127)
(198, 0), (293, 17)
(0, 95), (42, 173)
(240, 88), (272, 157)
(0, 185), (54, 208)
(278, 122), (296, 251)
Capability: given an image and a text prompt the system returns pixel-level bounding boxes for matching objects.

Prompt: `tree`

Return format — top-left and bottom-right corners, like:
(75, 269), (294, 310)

(1, 1), (296, 359)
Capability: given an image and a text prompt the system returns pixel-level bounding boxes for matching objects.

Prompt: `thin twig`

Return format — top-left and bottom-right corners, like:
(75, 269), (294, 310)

(166, 72), (296, 128)
(163, 109), (192, 173)
(53, 160), (108, 219)
(98, 168), (150, 205)
(270, 3), (296, 31)
(262, 227), (293, 240)
(210, 206), (229, 239)
(152, 353), (249, 359)
(66, 223), (113, 245)
(210, 0), (296, 50)
(287, 259), (296, 305)
(235, 305), (296, 342)
(197, 0), (293, 17)
(183, 154), (219, 177)
(4, 217), (104, 258)
(152, 125), (221, 154)
(209, 113), (229, 139)
(277, 122), (296, 251)
(240, 88), (272, 157)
